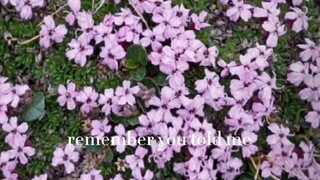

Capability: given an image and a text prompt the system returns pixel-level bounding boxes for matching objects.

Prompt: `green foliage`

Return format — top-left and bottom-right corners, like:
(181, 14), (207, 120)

(104, 148), (114, 164)
(109, 115), (140, 127)
(130, 67), (146, 81)
(173, 0), (209, 13)
(126, 45), (149, 81)
(126, 45), (149, 66)
(23, 92), (46, 122)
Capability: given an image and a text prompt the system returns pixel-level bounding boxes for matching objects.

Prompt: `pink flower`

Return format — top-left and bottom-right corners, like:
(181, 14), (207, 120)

(136, 110), (161, 136)
(148, 86), (180, 121)
(93, 23), (113, 44)
(152, 8), (182, 38)
(0, 84), (29, 108)
(191, 11), (210, 30)
(252, 97), (276, 118)
(230, 76), (257, 101)
(292, 0), (303, 6)
(131, 0), (154, 13)
(220, 0), (229, 5)
(217, 59), (237, 77)
(80, 169), (103, 180)
(241, 131), (258, 157)
(98, 88), (117, 115)
(12, 0), (43, 20)
(200, 46), (219, 67)
(260, 161), (281, 178)
(220, 158), (243, 179)
(114, 8), (140, 26)
(298, 74), (320, 102)
(57, 82), (78, 110)
(76, 86), (99, 114)
(132, 169), (154, 180)
(173, 4), (190, 26)
(51, 144), (79, 174)
(111, 174), (124, 180)
(0, 151), (17, 176)
(266, 123), (292, 146)
(149, 0), (171, 14)
(40, 16), (67, 48)
(285, 7), (309, 33)
(0, 105), (8, 124)
(177, 95), (205, 119)
(299, 141), (315, 165)
(99, 44), (126, 70)
(2, 117), (28, 145)
(67, 0), (80, 12)
(125, 146), (148, 170)
(117, 23), (143, 43)
(115, 80), (140, 106)
(255, 72), (278, 101)
(31, 174), (48, 180)
(90, 118), (112, 139)
(287, 61), (308, 86)
(140, 29), (165, 51)
(262, 17), (286, 47)
(65, 0), (81, 25)
(226, 0), (252, 22)
(3, 172), (18, 180)
(305, 101), (320, 128)
(76, 12), (95, 32)
(297, 38), (319, 61)
(246, 44), (273, 70)
(253, 1), (280, 19)
(66, 36), (94, 67)
(225, 111), (254, 132)
(7, 135), (35, 164)
(113, 124), (137, 153)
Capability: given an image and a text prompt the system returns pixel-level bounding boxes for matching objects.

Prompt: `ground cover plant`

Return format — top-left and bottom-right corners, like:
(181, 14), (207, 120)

(0, 0), (320, 179)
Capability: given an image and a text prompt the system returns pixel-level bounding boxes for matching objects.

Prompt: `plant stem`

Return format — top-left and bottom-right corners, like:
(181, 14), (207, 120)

(37, 3), (68, 26)
(128, 0), (150, 29)
(19, 35), (40, 45)
(21, 3), (68, 45)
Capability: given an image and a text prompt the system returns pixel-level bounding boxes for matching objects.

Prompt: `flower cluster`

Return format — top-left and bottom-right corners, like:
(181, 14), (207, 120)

(224, 0), (309, 47)
(0, 76), (35, 179)
(261, 123), (320, 179)
(39, 15), (68, 48)
(57, 80), (140, 116)
(287, 38), (320, 128)
(50, 0), (320, 179)
(1, 0), (45, 20)
(64, 0), (212, 72)
(2, 0), (318, 179)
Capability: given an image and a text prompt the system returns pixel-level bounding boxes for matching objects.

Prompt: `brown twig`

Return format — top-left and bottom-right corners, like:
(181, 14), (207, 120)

(250, 156), (280, 180)
(20, 3), (68, 45)
(37, 3), (68, 26)
(128, 0), (150, 29)
(254, 157), (261, 180)
(92, 0), (95, 12)
(19, 35), (40, 45)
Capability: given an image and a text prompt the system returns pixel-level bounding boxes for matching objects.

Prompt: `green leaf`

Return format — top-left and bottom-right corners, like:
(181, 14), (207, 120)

(126, 45), (148, 66)
(23, 92), (45, 122)
(126, 59), (140, 69)
(153, 73), (168, 86)
(130, 67), (146, 81)
(238, 172), (255, 180)
(128, 116), (139, 126)
(86, 144), (101, 152)
(109, 115), (139, 127)
(105, 149), (114, 164)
